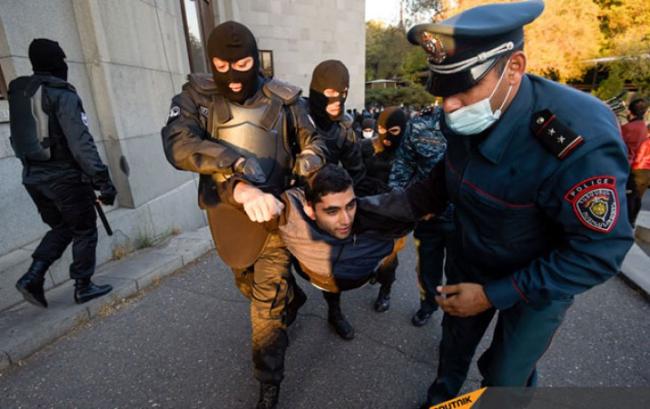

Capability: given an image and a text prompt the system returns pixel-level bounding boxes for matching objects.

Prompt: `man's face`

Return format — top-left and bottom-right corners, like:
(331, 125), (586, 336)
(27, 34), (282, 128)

(378, 124), (402, 147)
(306, 186), (357, 240)
(441, 52), (525, 116)
(323, 88), (347, 117)
(212, 56), (255, 94)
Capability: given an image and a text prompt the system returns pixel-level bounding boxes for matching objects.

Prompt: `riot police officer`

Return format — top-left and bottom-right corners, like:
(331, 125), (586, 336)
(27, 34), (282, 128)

(11, 38), (115, 308)
(301, 59), (366, 340)
(161, 21), (325, 409)
(359, 107), (408, 312)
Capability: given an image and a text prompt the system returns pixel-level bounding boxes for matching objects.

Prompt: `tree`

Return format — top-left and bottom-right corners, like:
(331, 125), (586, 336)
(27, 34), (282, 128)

(594, 0), (650, 97)
(400, 0), (449, 28)
(453, 0), (603, 82)
(366, 84), (436, 107)
(365, 21), (411, 81)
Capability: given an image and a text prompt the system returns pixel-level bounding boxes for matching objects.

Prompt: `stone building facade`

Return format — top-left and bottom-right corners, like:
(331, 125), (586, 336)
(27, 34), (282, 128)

(0, 0), (365, 312)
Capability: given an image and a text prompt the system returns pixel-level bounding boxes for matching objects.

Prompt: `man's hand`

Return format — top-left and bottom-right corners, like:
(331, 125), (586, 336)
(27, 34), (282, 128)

(233, 182), (284, 223)
(435, 283), (492, 317)
(96, 180), (117, 206)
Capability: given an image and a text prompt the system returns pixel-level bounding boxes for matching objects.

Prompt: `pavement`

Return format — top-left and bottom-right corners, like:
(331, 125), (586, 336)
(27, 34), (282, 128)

(0, 227), (214, 372)
(1, 236), (649, 409)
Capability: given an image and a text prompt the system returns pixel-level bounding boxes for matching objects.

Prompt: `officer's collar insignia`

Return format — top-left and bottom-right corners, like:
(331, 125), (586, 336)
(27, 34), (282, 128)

(199, 106), (209, 117)
(531, 110), (584, 160)
(420, 31), (447, 64)
(564, 176), (619, 233)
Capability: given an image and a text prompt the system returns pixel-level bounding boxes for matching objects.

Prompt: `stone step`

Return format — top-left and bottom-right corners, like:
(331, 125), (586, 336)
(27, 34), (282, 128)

(0, 227), (213, 371)
(621, 243), (650, 296)
(634, 210), (650, 244)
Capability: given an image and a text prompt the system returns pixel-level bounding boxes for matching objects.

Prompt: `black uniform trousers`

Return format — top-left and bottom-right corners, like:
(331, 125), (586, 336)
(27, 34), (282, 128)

(413, 217), (455, 312)
(321, 248), (398, 308)
(25, 178), (98, 279)
(426, 254), (573, 404)
(206, 209), (295, 385)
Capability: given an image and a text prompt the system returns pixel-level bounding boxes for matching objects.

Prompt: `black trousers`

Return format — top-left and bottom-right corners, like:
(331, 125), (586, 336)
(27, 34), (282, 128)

(322, 244), (398, 310)
(25, 179), (98, 280)
(626, 169), (650, 226)
(425, 257), (572, 404)
(413, 217), (455, 312)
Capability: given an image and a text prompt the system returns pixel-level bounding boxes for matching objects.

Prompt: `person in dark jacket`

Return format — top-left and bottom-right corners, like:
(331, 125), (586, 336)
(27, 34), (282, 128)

(160, 21), (325, 409)
(389, 106), (454, 327)
(299, 60), (367, 339)
(11, 39), (115, 308)
(363, 2), (634, 406)
(359, 107), (408, 312)
(221, 165), (412, 331)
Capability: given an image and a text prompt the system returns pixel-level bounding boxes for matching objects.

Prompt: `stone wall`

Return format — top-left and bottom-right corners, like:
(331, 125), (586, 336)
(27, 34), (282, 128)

(216, 0), (366, 110)
(0, 0), (205, 312)
(0, 0), (366, 312)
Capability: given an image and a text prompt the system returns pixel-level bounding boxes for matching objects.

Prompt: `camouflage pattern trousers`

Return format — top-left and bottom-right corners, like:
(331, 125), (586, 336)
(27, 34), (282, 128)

(207, 210), (295, 385)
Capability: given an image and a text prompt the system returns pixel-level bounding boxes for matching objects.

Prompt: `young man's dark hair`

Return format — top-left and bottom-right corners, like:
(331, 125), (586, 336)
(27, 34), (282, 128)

(304, 164), (353, 204)
(630, 98), (648, 120)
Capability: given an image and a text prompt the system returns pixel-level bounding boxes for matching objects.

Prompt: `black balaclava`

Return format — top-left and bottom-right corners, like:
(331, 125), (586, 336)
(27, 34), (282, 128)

(207, 21), (260, 104)
(377, 107), (407, 152)
(28, 38), (68, 81)
(309, 60), (349, 131)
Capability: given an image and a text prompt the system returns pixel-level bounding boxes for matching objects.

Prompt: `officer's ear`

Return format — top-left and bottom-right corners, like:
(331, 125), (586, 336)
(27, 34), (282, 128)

(303, 202), (316, 221)
(507, 51), (526, 85)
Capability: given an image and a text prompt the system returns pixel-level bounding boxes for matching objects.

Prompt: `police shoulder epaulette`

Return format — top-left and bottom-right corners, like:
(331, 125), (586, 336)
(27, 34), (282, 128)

(531, 109), (584, 160)
(186, 73), (217, 94)
(263, 79), (301, 105)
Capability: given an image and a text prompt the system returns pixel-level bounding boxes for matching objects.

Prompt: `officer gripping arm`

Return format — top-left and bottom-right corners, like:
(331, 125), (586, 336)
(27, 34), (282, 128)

(287, 100), (328, 178)
(337, 127), (366, 185)
(482, 136), (634, 312)
(161, 90), (244, 177)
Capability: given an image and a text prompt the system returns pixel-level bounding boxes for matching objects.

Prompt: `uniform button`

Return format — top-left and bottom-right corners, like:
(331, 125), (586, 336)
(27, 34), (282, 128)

(536, 116), (545, 124)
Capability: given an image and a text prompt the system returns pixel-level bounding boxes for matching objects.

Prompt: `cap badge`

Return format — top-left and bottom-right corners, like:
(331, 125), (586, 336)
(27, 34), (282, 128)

(420, 31), (447, 64)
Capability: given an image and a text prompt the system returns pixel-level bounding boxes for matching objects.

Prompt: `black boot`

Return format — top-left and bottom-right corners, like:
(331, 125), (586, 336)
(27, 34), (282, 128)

(286, 285), (307, 326)
(328, 308), (355, 340)
(374, 285), (391, 313)
(74, 278), (112, 304)
(412, 302), (437, 327)
(256, 383), (279, 409)
(15, 260), (50, 308)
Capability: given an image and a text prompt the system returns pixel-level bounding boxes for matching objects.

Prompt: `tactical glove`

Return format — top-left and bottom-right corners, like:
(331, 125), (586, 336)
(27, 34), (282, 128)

(233, 157), (267, 185)
(98, 181), (117, 206)
(294, 152), (323, 178)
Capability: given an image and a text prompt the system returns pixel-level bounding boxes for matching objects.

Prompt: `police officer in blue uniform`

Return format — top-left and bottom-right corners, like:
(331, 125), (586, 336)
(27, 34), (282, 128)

(360, 1), (634, 406)
(388, 107), (455, 327)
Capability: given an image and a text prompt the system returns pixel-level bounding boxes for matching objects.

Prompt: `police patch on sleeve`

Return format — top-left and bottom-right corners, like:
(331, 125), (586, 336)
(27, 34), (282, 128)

(564, 176), (619, 233)
(81, 112), (89, 126)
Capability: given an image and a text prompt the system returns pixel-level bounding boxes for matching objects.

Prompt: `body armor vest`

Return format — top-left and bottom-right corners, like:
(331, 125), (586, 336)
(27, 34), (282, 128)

(210, 93), (293, 191)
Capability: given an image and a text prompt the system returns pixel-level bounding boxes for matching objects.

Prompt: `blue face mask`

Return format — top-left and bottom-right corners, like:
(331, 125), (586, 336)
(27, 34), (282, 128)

(444, 61), (513, 136)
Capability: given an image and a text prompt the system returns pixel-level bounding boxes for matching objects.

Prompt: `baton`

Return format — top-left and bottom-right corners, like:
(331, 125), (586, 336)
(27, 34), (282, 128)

(94, 198), (113, 236)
